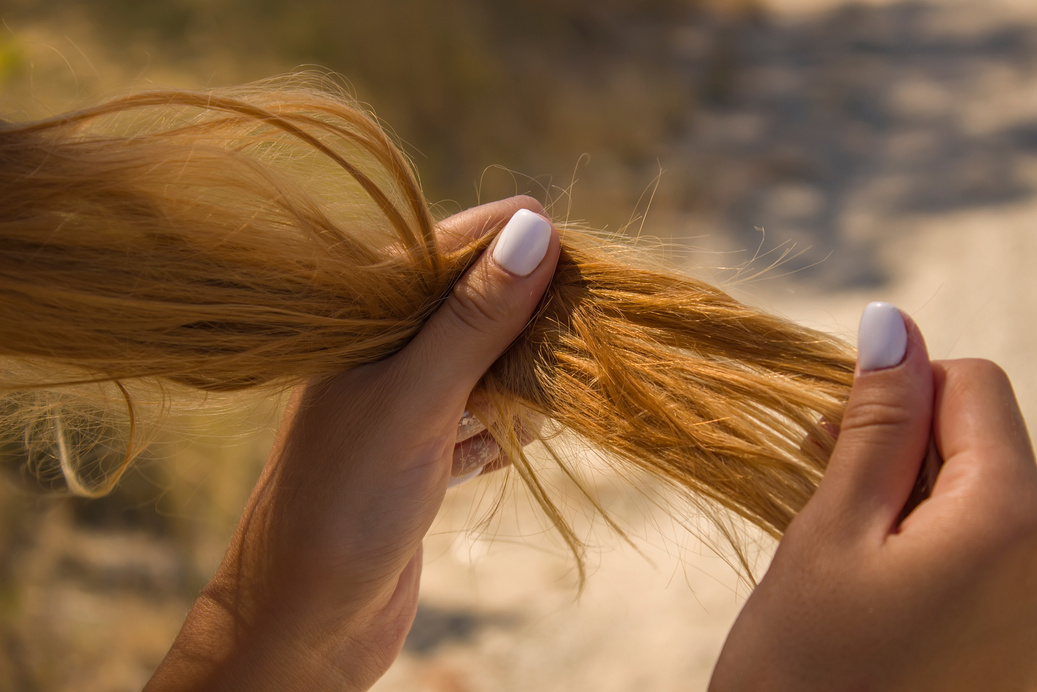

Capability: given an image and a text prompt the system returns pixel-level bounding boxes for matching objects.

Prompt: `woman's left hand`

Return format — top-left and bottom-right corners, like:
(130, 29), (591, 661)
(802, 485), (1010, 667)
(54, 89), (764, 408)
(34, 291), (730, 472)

(146, 196), (560, 691)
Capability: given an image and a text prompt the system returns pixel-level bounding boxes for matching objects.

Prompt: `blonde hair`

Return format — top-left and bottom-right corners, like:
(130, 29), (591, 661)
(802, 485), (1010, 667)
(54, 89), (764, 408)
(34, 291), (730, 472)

(0, 79), (855, 573)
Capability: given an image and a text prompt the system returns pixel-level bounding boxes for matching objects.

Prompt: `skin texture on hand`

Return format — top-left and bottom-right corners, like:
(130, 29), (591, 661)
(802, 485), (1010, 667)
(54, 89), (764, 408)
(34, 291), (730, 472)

(145, 196), (560, 691)
(710, 314), (1037, 691)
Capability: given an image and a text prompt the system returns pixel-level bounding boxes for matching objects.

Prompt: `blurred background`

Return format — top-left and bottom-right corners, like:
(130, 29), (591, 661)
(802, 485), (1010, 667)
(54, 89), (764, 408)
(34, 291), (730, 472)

(2, 0), (1037, 689)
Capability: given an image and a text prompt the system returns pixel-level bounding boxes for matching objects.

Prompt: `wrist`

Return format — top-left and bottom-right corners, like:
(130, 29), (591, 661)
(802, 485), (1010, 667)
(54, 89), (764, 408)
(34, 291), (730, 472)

(146, 575), (386, 692)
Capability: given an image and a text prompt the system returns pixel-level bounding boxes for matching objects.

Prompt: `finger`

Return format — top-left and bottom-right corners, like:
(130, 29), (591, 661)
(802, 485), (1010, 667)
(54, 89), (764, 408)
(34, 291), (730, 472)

(813, 302), (935, 535)
(451, 412), (545, 484)
(456, 408), (488, 443)
(453, 431), (500, 477)
(931, 359), (1036, 482)
(456, 396), (543, 444)
(395, 208), (560, 429)
(455, 391), (498, 443)
(435, 196), (546, 253)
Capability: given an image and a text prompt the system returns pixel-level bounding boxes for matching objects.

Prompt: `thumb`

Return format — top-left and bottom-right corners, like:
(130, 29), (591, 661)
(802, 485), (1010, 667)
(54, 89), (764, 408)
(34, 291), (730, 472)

(814, 302), (935, 535)
(395, 208), (560, 420)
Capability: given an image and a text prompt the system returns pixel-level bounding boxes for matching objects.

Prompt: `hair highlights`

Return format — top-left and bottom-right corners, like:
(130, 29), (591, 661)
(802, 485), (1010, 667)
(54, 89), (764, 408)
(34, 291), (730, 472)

(0, 79), (855, 574)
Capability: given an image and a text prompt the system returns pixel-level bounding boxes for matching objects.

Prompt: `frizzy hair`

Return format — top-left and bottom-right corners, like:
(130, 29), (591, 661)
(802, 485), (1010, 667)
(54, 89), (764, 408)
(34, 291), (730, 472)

(0, 79), (855, 573)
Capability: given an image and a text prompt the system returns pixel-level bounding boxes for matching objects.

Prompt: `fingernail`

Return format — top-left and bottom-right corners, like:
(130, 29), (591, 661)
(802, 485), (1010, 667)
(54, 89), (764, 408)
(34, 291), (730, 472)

(491, 209), (552, 276)
(455, 435), (496, 476)
(456, 409), (486, 443)
(447, 467), (483, 488)
(857, 301), (908, 371)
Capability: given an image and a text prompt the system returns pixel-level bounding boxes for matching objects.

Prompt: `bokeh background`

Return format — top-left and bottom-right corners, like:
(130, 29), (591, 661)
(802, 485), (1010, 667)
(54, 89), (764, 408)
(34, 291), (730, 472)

(2, 0), (1037, 689)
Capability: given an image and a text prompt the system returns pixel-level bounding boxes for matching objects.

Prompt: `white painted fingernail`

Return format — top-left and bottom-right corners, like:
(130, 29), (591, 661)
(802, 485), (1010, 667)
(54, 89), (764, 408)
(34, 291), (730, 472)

(857, 302), (908, 371)
(491, 209), (552, 276)
(447, 467), (483, 488)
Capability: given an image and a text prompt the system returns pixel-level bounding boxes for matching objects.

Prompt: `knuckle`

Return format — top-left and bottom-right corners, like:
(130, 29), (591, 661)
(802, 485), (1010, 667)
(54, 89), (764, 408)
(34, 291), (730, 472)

(841, 396), (916, 433)
(967, 499), (1037, 569)
(943, 358), (1017, 408)
(957, 357), (1011, 384)
(1000, 482), (1037, 538)
(442, 279), (505, 336)
(949, 466), (1037, 561)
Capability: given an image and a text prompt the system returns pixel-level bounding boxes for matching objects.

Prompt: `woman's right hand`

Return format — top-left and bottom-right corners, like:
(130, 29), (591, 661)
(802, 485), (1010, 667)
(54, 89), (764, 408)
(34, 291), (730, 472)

(711, 303), (1037, 691)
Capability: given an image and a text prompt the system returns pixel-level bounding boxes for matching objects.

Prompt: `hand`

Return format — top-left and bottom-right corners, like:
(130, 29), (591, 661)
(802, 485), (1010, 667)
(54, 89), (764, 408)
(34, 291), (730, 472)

(146, 196), (560, 691)
(710, 303), (1037, 691)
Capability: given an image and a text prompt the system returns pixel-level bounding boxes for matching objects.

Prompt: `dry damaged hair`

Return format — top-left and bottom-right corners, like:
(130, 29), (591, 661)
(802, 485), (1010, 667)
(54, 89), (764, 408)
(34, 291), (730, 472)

(0, 79), (855, 573)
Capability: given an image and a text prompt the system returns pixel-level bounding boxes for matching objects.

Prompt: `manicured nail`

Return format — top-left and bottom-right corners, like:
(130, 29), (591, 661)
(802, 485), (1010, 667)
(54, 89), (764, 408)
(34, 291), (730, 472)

(447, 467), (483, 488)
(857, 301), (908, 371)
(491, 209), (552, 276)
(456, 409), (485, 443)
(455, 434), (496, 476)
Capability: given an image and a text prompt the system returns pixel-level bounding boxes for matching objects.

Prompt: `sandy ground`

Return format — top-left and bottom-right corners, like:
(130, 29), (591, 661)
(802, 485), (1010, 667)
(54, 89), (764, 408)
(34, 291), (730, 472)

(373, 2), (1037, 690)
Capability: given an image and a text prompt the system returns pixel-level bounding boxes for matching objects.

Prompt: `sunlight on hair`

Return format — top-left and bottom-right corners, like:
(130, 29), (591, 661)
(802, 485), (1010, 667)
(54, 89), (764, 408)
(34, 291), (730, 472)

(0, 75), (856, 583)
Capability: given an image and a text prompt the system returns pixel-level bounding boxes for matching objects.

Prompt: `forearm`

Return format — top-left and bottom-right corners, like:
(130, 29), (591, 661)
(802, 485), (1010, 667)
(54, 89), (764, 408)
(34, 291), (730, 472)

(145, 580), (379, 692)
